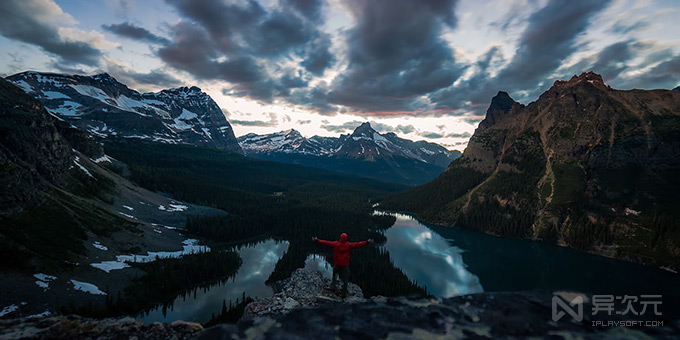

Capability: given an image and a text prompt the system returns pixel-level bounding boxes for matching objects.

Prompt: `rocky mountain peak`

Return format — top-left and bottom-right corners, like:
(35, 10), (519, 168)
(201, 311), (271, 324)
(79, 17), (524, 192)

(673, 86), (679, 91)
(283, 128), (302, 138)
(488, 91), (516, 112)
(548, 71), (608, 94)
(477, 91), (518, 131)
(91, 73), (117, 83)
(568, 71), (604, 84)
(352, 122), (376, 137)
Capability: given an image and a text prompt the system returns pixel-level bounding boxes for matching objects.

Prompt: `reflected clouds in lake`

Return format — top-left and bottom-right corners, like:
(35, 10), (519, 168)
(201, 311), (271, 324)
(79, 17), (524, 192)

(304, 254), (333, 279)
(140, 239), (289, 323)
(382, 213), (483, 297)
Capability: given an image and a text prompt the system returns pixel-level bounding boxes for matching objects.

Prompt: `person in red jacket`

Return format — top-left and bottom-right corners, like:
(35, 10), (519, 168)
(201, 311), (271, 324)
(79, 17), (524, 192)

(312, 233), (374, 298)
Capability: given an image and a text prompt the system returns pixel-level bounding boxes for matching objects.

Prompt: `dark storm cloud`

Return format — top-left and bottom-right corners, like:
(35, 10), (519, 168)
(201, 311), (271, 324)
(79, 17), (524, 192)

(395, 125), (416, 134)
(0, 0), (102, 66)
(327, 0), (464, 113)
(321, 120), (363, 133)
(159, 22), (268, 91)
(288, 85), (335, 114)
(301, 34), (334, 75)
(590, 41), (636, 81)
(614, 55), (680, 90)
(432, 0), (611, 113)
(231, 112), (279, 127)
(231, 119), (277, 127)
(420, 132), (444, 139)
(296, 119), (312, 125)
(161, 0), (331, 103)
(366, 121), (416, 135)
(496, 0), (612, 89)
(106, 63), (182, 88)
(446, 132), (471, 138)
(102, 22), (170, 45)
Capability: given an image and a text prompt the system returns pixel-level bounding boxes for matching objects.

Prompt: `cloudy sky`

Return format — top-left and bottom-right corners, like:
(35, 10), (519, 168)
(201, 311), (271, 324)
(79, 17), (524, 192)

(1, 0), (678, 150)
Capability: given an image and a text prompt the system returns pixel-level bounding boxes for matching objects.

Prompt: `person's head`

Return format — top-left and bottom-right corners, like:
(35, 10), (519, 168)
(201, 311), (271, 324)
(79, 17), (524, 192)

(340, 233), (348, 242)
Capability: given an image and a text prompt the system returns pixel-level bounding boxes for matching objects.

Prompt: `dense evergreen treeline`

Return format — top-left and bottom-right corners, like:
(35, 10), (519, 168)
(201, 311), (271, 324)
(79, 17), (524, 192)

(102, 139), (427, 312)
(381, 159), (488, 221)
(104, 250), (242, 317)
(204, 293), (253, 327)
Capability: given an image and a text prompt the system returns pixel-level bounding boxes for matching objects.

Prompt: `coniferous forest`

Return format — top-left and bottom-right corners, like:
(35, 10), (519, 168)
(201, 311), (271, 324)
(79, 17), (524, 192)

(101, 139), (426, 321)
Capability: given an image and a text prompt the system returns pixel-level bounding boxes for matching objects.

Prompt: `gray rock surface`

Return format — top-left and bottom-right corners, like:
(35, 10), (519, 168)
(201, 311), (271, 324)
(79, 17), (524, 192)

(242, 268), (364, 319)
(0, 315), (203, 340)
(201, 290), (680, 340)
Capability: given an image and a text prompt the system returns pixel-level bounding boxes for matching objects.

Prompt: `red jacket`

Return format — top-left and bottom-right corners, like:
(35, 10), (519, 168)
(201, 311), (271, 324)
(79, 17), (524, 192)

(317, 233), (367, 267)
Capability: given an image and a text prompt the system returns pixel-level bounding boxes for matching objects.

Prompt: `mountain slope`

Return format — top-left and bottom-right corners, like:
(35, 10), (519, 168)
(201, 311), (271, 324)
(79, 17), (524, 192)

(6, 71), (242, 153)
(386, 72), (680, 270)
(238, 123), (460, 185)
(0, 77), (225, 273)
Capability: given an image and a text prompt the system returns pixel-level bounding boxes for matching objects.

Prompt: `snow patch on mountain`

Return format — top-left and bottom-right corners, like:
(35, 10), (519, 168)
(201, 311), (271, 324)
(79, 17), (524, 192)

(70, 280), (106, 295)
(42, 90), (70, 100)
(89, 239), (210, 273)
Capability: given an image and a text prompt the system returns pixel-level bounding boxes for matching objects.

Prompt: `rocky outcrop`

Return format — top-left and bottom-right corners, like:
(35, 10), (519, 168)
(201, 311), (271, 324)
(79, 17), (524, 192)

(0, 315), (203, 340)
(201, 290), (680, 339)
(242, 268), (364, 319)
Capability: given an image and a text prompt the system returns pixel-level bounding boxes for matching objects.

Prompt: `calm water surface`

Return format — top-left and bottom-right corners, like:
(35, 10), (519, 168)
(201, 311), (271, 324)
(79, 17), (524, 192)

(380, 212), (680, 315)
(140, 239), (289, 323)
(139, 213), (680, 322)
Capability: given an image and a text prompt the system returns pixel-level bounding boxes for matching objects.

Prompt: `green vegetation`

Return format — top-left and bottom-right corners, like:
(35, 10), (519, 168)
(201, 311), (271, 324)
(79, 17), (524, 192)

(87, 250), (242, 318)
(382, 162), (488, 222)
(384, 129), (546, 240)
(103, 139), (426, 302)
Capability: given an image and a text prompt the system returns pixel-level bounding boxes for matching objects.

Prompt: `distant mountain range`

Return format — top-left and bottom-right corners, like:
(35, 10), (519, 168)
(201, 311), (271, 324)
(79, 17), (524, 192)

(6, 71), (242, 154)
(6, 71), (459, 185)
(385, 72), (680, 271)
(239, 122), (461, 185)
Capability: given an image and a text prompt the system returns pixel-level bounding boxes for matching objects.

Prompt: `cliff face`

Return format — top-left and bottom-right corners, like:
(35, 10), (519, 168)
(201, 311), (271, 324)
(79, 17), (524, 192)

(0, 77), (75, 212)
(387, 72), (680, 270)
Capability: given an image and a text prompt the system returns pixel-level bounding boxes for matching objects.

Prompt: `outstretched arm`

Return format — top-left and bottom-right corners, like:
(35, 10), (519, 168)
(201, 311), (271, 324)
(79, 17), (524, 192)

(312, 236), (336, 247)
(349, 239), (373, 249)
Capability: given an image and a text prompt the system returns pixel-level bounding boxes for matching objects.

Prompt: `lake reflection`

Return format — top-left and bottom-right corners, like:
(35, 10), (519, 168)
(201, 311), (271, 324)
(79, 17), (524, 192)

(140, 239), (289, 324)
(304, 254), (333, 279)
(381, 213), (484, 297)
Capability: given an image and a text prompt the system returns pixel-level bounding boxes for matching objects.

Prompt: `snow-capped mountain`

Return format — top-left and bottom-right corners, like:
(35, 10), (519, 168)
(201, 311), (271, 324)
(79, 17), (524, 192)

(238, 123), (461, 185)
(335, 122), (459, 167)
(6, 71), (242, 154)
(239, 122), (459, 167)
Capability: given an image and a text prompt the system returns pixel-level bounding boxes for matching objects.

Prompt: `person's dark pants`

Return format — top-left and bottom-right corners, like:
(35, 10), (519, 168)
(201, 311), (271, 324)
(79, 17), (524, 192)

(331, 265), (350, 297)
